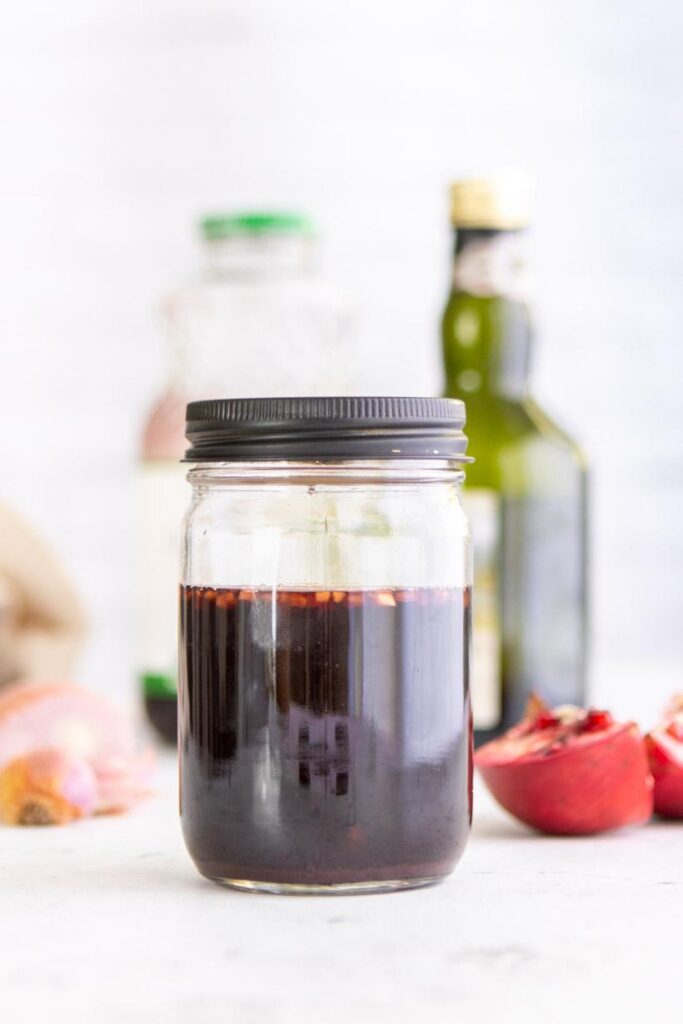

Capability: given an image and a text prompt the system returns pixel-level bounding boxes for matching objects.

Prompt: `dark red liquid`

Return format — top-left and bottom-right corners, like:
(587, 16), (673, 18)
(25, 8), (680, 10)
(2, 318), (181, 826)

(179, 586), (471, 889)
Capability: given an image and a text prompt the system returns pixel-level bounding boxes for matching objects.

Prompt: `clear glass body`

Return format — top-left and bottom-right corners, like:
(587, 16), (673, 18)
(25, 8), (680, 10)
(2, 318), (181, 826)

(179, 459), (472, 894)
(136, 232), (354, 744)
(154, 232), (354, 437)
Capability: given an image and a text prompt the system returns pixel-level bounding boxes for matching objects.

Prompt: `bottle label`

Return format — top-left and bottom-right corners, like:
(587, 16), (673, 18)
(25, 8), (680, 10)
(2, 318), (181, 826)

(453, 233), (530, 304)
(462, 488), (502, 730)
(135, 460), (189, 697)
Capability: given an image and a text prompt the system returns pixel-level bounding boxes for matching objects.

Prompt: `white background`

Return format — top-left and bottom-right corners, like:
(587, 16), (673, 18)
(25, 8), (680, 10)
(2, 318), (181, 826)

(0, 0), (681, 721)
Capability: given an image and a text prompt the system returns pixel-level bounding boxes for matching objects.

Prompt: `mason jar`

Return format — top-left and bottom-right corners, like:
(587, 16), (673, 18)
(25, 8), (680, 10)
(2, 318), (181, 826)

(179, 396), (472, 894)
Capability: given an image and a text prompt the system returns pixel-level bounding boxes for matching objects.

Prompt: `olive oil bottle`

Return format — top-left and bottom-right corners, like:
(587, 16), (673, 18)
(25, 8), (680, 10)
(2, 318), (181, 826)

(442, 177), (588, 743)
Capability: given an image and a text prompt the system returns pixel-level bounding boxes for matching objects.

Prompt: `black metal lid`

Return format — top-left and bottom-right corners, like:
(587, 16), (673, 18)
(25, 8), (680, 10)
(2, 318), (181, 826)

(184, 396), (470, 462)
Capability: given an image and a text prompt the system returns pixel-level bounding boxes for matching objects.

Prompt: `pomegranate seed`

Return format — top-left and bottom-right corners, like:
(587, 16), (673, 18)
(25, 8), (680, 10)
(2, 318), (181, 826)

(532, 711), (560, 731)
(581, 709), (613, 733)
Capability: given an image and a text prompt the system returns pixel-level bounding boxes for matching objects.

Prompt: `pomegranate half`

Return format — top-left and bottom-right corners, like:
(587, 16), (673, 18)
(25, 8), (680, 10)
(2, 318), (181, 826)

(645, 695), (683, 819)
(475, 700), (653, 835)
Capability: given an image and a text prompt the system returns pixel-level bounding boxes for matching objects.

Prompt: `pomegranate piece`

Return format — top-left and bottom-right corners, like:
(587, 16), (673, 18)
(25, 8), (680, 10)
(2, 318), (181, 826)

(645, 695), (683, 818)
(475, 698), (653, 835)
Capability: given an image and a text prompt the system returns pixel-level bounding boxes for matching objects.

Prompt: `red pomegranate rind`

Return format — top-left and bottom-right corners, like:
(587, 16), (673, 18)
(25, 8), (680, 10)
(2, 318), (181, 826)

(646, 695), (683, 818)
(476, 716), (653, 835)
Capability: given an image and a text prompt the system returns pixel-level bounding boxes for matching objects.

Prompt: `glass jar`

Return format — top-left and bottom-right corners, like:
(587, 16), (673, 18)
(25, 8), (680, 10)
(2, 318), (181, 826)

(179, 397), (473, 894)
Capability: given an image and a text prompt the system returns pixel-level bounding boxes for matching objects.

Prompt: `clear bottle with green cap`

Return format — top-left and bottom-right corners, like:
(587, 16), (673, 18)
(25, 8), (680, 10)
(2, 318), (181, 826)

(137, 212), (353, 743)
(441, 176), (588, 744)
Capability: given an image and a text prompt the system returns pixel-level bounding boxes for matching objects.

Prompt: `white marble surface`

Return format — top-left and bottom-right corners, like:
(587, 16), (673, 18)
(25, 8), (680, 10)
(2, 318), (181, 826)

(1, 753), (679, 1024)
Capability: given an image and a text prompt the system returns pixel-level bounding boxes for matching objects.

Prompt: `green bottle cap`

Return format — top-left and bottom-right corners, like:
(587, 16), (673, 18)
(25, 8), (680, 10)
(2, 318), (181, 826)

(200, 211), (316, 241)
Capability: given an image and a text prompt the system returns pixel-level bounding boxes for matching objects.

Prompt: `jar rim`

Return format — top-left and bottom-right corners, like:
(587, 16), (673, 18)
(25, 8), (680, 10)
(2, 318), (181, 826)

(186, 460), (467, 488)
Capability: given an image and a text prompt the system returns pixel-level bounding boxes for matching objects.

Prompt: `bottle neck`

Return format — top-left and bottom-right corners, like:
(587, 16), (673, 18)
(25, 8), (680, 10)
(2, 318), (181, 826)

(451, 226), (530, 304)
(444, 227), (532, 402)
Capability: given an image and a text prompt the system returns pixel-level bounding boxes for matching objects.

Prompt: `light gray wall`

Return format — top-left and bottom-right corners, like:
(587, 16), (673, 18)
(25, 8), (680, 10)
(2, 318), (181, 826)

(0, 1), (681, 717)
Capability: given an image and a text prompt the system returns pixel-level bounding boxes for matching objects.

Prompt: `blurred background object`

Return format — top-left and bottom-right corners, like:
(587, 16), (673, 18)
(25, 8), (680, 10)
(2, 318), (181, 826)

(0, 504), (85, 687)
(0, 679), (153, 825)
(442, 175), (587, 742)
(0, 1), (681, 723)
(137, 210), (353, 741)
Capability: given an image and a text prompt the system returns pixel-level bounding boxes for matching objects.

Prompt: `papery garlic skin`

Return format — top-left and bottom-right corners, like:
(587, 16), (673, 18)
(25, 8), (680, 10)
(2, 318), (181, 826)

(0, 749), (98, 825)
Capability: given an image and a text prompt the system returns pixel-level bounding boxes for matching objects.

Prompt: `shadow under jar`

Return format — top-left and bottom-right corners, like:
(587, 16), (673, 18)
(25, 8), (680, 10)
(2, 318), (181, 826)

(179, 396), (473, 894)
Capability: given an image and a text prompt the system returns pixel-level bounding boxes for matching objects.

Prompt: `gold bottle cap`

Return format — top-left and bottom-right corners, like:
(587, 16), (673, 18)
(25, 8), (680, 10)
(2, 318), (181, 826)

(449, 174), (532, 229)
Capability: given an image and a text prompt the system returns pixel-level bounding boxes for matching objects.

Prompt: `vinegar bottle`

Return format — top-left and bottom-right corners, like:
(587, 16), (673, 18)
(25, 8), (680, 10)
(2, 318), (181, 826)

(441, 177), (588, 743)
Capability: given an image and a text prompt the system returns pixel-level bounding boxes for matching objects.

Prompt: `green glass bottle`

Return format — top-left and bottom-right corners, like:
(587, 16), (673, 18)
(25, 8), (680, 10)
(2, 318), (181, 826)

(442, 176), (588, 744)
